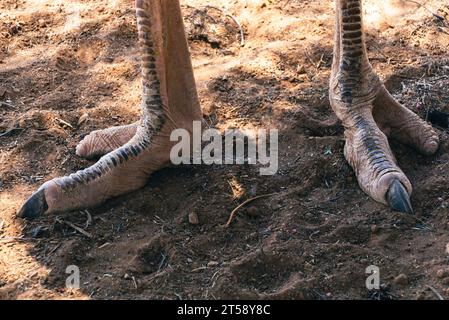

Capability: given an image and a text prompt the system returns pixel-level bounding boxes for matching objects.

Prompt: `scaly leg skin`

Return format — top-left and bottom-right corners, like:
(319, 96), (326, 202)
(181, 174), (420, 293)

(76, 122), (138, 159)
(329, 0), (439, 213)
(19, 0), (202, 219)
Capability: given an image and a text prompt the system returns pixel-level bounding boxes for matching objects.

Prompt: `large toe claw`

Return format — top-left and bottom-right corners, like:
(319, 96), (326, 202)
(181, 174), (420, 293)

(18, 189), (48, 220)
(386, 179), (413, 214)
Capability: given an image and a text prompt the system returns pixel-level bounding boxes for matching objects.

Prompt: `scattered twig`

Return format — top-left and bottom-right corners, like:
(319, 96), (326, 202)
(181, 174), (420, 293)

(316, 53), (325, 69)
(0, 236), (38, 243)
(0, 101), (15, 109)
(309, 230), (320, 241)
(56, 118), (74, 129)
(409, 216), (434, 232)
(403, 0), (448, 27)
(49, 243), (62, 254)
(191, 266), (207, 273)
(426, 285), (445, 300)
(225, 13), (245, 47)
(0, 127), (23, 137)
(98, 242), (111, 249)
(174, 293), (183, 300)
(60, 155), (70, 166)
(84, 210), (92, 229)
(57, 218), (93, 238)
(226, 193), (277, 227)
(204, 5), (246, 46)
(157, 253), (167, 273)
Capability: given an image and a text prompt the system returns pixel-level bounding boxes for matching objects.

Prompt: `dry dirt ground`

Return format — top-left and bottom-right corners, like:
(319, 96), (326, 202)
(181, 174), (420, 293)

(1, 0), (449, 300)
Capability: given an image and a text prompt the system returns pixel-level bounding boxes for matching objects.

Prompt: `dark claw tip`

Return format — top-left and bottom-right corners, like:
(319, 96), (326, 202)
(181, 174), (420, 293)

(386, 179), (414, 215)
(18, 189), (48, 220)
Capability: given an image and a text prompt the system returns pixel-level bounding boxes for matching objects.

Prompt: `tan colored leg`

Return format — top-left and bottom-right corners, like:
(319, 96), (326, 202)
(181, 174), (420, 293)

(329, 0), (439, 213)
(19, 0), (202, 218)
(76, 122), (139, 159)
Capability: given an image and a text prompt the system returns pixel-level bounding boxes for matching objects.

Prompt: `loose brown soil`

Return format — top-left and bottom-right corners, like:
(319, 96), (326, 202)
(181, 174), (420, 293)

(1, 0), (449, 300)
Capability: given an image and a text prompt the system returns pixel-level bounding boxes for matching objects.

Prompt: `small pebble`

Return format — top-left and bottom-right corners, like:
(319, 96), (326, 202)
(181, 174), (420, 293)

(38, 19), (46, 28)
(436, 269), (448, 279)
(297, 65), (306, 74)
(393, 274), (408, 286)
(188, 212), (199, 225)
(77, 113), (89, 126)
(207, 261), (219, 268)
(416, 292), (426, 300)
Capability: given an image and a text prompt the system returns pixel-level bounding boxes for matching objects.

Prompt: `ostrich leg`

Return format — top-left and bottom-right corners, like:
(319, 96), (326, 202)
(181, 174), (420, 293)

(19, 0), (202, 218)
(330, 0), (439, 213)
(75, 122), (139, 160)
